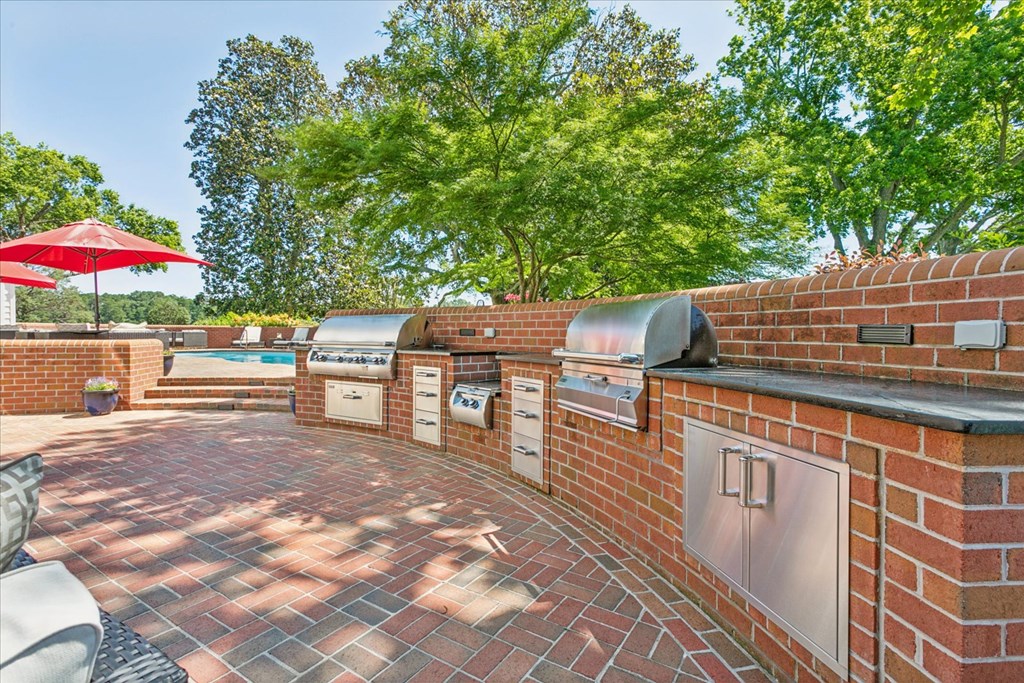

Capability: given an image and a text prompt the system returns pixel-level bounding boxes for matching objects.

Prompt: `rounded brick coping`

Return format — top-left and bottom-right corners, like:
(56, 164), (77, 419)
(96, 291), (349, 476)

(0, 338), (163, 349)
(326, 246), (1022, 318)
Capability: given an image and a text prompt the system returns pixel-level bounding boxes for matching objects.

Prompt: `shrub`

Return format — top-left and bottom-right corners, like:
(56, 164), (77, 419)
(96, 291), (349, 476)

(813, 242), (937, 273)
(194, 311), (316, 327)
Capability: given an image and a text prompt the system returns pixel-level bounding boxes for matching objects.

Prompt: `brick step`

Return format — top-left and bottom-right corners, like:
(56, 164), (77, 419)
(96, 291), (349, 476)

(132, 397), (292, 412)
(157, 376), (293, 387)
(145, 385), (290, 400)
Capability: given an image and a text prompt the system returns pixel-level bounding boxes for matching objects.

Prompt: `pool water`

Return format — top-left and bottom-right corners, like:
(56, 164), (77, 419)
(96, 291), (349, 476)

(178, 350), (296, 365)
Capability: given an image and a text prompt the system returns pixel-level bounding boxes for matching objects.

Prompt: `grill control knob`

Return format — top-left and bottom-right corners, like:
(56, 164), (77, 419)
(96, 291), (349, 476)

(469, 400), (480, 409)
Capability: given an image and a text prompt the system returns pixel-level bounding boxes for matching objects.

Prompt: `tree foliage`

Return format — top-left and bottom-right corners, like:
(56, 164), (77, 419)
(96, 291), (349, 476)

(721, 0), (1023, 254)
(286, 0), (810, 302)
(185, 35), (404, 317)
(15, 281), (93, 323)
(0, 133), (185, 272)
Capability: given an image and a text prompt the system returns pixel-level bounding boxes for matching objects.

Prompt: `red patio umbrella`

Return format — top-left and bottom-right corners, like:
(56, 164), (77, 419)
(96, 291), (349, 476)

(0, 218), (212, 328)
(0, 262), (57, 289)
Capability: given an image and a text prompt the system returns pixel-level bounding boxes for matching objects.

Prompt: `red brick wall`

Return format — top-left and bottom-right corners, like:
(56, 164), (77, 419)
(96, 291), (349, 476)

(0, 339), (163, 415)
(648, 381), (1024, 683)
(326, 246), (1024, 390)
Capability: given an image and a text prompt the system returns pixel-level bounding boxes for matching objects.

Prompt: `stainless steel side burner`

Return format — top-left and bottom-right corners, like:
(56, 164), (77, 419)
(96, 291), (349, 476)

(449, 380), (501, 429)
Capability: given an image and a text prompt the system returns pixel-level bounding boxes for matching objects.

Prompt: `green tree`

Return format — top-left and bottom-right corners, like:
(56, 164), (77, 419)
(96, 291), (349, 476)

(721, 0), (1023, 254)
(146, 297), (191, 325)
(185, 35), (396, 316)
(287, 0), (810, 302)
(16, 282), (93, 323)
(0, 133), (185, 270)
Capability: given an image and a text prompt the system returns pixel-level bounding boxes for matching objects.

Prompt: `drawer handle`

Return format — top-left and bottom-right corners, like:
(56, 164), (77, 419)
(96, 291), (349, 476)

(513, 445), (537, 455)
(415, 371), (438, 377)
(738, 455), (765, 508)
(513, 384), (538, 392)
(583, 374), (608, 382)
(415, 418), (436, 426)
(342, 395), (363, 400)
(416, 391), (437, 397)
(513, 409), (537, 418)
(717, 447), (741, 497)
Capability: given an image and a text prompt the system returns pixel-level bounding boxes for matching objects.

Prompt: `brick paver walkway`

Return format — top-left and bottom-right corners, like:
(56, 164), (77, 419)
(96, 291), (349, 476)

(1, 411), (770, 683)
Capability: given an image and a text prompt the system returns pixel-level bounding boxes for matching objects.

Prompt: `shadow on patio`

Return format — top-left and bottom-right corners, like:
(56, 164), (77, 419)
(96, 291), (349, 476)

(1, 410), (769, 683)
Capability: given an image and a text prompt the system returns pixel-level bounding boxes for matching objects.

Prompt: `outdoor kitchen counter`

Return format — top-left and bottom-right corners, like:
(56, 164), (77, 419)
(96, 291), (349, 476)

(648, 366), (1024, 434)
(397, 348), (499, 356)
(496, 353), (562, 366)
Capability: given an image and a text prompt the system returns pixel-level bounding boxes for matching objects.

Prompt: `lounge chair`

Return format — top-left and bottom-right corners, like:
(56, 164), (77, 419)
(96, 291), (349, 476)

(273, 326), (310, 348)
(231, 326), (264, 348)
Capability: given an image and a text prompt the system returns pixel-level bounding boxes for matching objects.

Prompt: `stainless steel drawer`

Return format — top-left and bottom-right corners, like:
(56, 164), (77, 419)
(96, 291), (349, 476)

(413, 411), (441, 445)
(511, 405), (543, 441)
(511, 434), (542, 482)
(414, 387), (442, 412)
(412, 367), (441, 386)
(325, 381), (383, 425)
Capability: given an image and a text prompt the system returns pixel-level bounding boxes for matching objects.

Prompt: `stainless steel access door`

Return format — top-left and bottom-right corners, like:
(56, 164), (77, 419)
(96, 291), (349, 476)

(745, 447), (843, 661)
(684, 424), (746, 586)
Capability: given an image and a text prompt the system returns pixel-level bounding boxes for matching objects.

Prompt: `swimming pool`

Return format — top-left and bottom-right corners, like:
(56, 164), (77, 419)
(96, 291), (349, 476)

(177, 350), (296, 365)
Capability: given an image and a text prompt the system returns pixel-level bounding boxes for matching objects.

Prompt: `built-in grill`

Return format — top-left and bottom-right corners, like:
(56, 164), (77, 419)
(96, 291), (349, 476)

(307, 314), (430, 379)
(553, 295), (718, 430)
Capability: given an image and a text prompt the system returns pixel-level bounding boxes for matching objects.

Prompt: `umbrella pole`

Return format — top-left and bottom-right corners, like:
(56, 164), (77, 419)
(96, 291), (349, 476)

(92, 259), (100, 330)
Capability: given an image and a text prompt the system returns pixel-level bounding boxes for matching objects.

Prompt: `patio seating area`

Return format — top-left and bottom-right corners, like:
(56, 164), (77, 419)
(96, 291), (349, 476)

(0, 410), (768, 683)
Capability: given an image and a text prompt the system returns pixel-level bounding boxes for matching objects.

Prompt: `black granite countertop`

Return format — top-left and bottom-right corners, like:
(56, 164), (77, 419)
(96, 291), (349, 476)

(397, 348), (499, 357)
(647, 366), (1024, 434)
(497, 353), (562, 366)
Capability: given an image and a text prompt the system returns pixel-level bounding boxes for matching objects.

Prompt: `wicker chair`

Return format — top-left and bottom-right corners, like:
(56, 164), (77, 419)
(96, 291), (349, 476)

(11, 550), (188, 683)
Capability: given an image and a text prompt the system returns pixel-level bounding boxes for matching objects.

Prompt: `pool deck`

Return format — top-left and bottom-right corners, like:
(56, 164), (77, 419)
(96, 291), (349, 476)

(171, 352), (296, 379)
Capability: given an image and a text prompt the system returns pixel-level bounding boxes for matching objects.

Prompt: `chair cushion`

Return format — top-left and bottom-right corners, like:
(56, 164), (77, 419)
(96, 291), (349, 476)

(0, 454), (44, 573)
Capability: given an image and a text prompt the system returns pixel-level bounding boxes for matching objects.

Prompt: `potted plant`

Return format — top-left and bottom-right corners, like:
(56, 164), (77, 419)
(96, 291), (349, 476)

(163, 349), (175, 376)
(287, 386), (296, 416)
(82, 377), (120, 416)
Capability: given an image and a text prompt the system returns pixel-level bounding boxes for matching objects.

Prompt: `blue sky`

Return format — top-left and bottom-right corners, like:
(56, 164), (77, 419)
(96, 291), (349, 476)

(1, 0), (739, 298)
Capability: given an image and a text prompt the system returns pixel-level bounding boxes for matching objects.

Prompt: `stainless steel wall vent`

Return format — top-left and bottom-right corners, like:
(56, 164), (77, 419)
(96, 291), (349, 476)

(857, 324), (913, 345)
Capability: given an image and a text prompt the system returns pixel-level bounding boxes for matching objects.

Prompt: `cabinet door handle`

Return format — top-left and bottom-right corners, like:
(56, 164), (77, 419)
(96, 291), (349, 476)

(717, 447), (741, 497)
(415, 418), (436, 425)
(513, 445), (537, 455)
(416, 391), (437, 397)
(342, 395), (362, 400)
(738, 455), (764, 508)
(415, 371), (438, 377)
(513, 384), (538, 392)
(513, 409), (537, 418)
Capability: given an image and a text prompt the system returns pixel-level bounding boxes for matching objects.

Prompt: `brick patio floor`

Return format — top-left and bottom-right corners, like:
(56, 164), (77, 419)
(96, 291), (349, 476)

(1, 411), (771, 683)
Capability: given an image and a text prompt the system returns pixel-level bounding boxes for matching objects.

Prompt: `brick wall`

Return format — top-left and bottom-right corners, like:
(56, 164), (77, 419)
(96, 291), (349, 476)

(0, 339), (163, 415)
(157, 325), (317, 348)
(294, 245), (1024, 681)
(326, 246), (1023, 390)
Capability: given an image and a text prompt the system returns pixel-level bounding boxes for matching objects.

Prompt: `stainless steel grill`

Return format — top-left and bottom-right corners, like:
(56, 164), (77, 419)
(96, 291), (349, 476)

(554, 295), (717, 430)
(307, 314), (430, 379)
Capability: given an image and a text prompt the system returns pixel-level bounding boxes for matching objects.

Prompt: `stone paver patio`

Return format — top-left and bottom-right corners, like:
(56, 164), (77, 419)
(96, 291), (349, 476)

(1, 411), (770, 683)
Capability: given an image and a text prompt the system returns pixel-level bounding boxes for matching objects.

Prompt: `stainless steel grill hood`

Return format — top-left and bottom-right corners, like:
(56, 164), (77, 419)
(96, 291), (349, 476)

(307, 313), (430, 379)
(554, 295), (717, 430)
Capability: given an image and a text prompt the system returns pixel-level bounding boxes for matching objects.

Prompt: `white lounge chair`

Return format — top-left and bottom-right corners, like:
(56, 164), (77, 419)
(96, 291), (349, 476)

(231, 326), (264, 348)
(273, 327), (310, 348)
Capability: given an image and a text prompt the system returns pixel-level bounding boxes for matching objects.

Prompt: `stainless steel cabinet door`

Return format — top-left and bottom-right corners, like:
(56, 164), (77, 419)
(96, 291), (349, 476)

(684, 424), (745, 586)
(746, 448), (841, 660)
